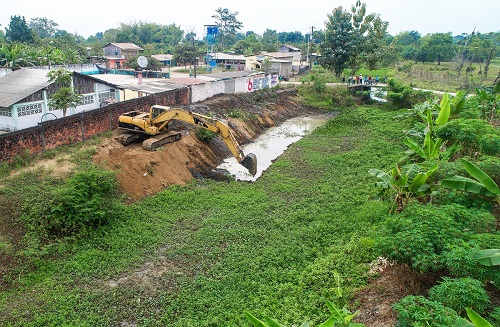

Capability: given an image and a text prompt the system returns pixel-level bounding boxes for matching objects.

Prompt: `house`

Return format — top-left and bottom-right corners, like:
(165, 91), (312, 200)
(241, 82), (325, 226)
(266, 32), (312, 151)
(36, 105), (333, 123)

(246, 53), (294, 77)
(102, 43), (143, 69)
(0, 69), (120, 132)
(151, 54), (175, 67)
(279, 44), (302, 67)
(279, 44), (301, 53)
(207, 53), (246, 70)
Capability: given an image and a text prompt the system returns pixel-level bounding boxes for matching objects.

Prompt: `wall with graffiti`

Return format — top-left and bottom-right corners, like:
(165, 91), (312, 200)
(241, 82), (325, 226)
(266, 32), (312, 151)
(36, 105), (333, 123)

(190, 73), (279, 103)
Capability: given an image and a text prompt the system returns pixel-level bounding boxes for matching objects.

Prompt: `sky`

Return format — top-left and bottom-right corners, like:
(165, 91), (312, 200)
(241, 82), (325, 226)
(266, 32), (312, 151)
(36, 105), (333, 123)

(1, 0), (499, 39)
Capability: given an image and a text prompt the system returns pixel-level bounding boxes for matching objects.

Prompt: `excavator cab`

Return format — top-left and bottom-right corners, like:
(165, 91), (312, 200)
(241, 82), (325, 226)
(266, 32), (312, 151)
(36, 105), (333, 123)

(150, 106), (167, 120)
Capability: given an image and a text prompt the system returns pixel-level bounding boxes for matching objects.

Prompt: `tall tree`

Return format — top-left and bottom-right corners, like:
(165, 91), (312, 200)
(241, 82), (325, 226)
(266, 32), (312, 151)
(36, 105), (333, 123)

(5, 15), (34, 43)
(417, 32), (453, 65)
(173, 43), (198, 70)
(212, 7), (243, 51)
(29, 17), (59, 39)
(319, 1), (388, 77)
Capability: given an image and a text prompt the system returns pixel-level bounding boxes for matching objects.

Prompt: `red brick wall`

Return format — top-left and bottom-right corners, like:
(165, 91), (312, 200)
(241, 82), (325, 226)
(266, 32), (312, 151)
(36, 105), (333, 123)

(0, 87), (190, 162)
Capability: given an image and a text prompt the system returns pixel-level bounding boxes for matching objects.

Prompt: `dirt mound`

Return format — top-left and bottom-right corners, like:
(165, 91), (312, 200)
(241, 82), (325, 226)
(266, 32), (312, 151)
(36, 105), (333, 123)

(94, 88), (322, 200)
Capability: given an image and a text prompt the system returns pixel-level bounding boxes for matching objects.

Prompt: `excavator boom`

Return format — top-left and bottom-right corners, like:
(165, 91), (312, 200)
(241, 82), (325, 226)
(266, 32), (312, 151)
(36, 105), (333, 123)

(118, 105), (257, 175)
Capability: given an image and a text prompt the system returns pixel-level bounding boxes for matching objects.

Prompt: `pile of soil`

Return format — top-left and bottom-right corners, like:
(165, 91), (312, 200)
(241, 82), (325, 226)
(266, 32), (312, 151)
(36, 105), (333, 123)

(94, 88), (323, 200)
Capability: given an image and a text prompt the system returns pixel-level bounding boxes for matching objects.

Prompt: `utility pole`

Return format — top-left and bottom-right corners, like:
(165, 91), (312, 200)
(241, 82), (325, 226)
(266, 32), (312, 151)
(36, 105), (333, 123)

(307, 26), (315, 67)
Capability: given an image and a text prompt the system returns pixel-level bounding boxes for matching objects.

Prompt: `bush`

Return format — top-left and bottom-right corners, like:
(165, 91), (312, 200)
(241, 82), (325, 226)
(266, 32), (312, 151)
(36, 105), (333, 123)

(10, 148), (32, 169)
(331, 86), (355, 107)
(195, 128), (217, 143)
(479, 134), (500, 156)
(386, 79), (434, 109)
(375, 203), (496, 272)
(428, 277), (491, 316)
(21, 164), (120, 238)
(393, 295), (461, 327)
(489, 307), (500, 326)
(436, 119), (498, 155)
(441, 234), (500, 287)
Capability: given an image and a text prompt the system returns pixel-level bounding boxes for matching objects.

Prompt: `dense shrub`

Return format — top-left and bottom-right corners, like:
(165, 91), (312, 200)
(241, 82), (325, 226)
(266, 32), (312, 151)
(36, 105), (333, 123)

(330, 86), (355, 107)
(489, 307), (500, 326)
(298, 84), (354, 108)
(195, 128), (217, 143)
(393, 295), (461, 327)
(436, 118), (498, 155)
(21, 164), (120, 238)
(428, 277), (491, 315)
(376, 203), (496, 272)
(386, 79), (434, 109)
(442, 234), (500, 287)
(479, 133), (500, 156)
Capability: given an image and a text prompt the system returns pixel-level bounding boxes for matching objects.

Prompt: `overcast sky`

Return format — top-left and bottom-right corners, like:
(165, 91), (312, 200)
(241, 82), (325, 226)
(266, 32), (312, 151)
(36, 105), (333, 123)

(1, 0), (499, 39)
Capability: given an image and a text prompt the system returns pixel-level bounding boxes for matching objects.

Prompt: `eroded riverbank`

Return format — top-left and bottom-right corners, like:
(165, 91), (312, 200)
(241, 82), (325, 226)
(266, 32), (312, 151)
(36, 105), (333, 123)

(218, 115), (330, 181)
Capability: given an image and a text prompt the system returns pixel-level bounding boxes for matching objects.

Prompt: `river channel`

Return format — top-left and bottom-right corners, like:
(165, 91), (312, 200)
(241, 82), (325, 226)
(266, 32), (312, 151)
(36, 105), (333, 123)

(218, 115), (330, 181)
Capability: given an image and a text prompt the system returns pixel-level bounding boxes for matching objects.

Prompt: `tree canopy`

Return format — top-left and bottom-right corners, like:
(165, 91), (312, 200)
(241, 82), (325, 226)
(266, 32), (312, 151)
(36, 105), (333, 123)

(212, 7), (243, 51)
(5, 15), (34, 43)
(319, 1), (388, 76)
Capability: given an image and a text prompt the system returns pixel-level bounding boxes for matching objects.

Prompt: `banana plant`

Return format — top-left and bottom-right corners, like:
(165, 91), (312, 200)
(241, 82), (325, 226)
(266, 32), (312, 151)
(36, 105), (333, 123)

(441, 158), (500, 206)
(473, 249), (500, 266)
(369, 163), (438, 213)
(475, 81), (500, 122)
(455, 308), (493, 327)
(245, 301), (366, 327)
(403, 93), (451, 162)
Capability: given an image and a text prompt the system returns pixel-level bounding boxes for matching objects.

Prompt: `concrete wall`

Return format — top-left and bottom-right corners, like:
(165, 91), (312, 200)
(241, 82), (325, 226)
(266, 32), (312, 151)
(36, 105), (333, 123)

(190, 80), (225, 103)
(190, 73), (278, 102)
(0, 72), (279, 162)
(0, 87), (189, 162)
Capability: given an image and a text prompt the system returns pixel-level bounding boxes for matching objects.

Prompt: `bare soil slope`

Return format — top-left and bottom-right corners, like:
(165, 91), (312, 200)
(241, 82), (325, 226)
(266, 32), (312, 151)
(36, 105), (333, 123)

(94, 88), (322, 200)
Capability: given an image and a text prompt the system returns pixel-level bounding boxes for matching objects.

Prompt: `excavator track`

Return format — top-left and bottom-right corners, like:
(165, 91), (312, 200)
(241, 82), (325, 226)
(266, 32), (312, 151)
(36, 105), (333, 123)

(142, 131), (182, 151)
(118, 132), (146, 146)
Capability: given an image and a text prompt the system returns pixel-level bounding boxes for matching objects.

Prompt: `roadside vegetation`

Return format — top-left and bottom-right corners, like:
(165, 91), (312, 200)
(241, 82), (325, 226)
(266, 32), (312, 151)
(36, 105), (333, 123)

(1, 79), (498, 326)
(1, 2), (499, 326)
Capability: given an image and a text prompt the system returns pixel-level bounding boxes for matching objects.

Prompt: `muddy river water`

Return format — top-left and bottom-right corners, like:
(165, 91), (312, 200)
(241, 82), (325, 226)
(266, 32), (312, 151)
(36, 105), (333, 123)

(218, 115), (330, 181)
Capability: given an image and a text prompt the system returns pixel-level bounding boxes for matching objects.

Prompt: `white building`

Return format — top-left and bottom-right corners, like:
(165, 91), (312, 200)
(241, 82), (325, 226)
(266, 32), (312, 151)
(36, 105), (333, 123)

(0, 69), (120, 132)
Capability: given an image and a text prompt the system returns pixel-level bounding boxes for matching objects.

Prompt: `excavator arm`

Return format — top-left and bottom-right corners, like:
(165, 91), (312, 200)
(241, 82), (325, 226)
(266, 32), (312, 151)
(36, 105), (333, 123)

(118, 105), (258, 175)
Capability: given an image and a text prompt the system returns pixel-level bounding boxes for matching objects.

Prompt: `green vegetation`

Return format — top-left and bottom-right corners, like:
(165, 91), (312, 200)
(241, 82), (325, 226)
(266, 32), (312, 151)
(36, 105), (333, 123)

(2, 81), (499, 325)
(1, 95), (407, 325)
(368, 82), (500, 326)
(393, 296), (462, 326)
(428, 277), (490, 316)
(195, 127), (217, 142)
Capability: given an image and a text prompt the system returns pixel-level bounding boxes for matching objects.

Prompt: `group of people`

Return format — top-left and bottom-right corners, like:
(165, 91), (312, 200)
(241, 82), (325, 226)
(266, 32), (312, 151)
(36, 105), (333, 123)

(344, 74), (382, 85)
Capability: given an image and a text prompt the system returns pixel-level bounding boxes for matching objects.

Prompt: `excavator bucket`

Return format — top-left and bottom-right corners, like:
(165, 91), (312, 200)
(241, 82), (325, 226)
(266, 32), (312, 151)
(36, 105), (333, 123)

(241, 153), (258, 176)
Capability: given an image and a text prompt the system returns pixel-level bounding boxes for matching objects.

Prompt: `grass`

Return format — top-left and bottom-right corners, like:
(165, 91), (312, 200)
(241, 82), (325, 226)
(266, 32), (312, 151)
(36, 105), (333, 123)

(293, 60), (500, 93)
(0, 104), (409, 326)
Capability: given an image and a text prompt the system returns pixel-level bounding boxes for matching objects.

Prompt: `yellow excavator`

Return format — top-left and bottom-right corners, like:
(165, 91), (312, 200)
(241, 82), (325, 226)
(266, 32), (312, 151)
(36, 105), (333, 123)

(117, 105), (257, 175)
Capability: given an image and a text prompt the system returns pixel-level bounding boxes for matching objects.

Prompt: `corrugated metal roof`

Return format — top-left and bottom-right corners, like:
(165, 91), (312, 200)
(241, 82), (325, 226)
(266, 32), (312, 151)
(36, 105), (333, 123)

(0, 69), (52, 107)
(202, 71), (260, 80)
(151, 54), (173, 61)
(105, 43), (144, 51)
